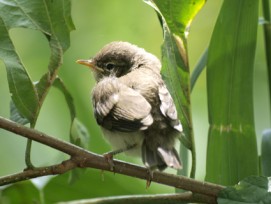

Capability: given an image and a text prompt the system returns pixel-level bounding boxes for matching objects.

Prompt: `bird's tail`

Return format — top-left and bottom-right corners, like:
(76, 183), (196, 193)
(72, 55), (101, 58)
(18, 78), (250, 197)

(142, 141), (182, 171)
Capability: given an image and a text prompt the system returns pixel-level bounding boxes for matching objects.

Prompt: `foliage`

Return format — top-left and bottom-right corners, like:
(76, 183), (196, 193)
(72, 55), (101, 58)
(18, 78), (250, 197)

(0, 0), (270, 203)
(145, 0), (205, 178)
(205, 0), (259, 185)
(218, 176), (271, 204)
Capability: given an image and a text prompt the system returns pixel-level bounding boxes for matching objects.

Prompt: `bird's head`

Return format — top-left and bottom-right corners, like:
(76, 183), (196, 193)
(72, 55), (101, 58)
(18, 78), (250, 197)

(76, 41), (161, 81)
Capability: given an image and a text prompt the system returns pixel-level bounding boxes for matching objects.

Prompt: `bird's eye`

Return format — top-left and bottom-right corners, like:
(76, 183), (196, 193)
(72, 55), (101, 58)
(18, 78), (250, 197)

(105, 63), (115, 70)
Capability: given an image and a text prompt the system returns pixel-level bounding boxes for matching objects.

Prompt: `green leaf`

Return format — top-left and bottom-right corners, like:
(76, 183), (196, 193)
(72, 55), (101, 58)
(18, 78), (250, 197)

(53, 77), (76, 121)
(0, 16), (39, 124)
(70, 118), (89, 149)
(44, 171), (154, 203)
(35, 0), (75, 103)
(190, 48), (208, 91)
(262, 129), (271, 177)
(146, 0), (206, 38)
(206, 0), (259, 185)
(10, 100), (29, 125)
(0, 181), (41, 204)
(218, 176), (271, 204)
(144, 0), (206, 178)
(0, 0), (74, 125)
(52, 77), (89, 148)
(53, 77), (89, 183)
(261, 0), (271, 110)
(69, 118), (89, 183)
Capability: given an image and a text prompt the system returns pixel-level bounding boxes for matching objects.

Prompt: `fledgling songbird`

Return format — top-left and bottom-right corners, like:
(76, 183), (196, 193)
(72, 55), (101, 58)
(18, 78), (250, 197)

(77, 41), (182, 171)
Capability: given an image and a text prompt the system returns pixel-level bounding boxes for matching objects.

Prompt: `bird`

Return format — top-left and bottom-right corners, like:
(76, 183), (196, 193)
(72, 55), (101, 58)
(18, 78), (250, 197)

(77, 41), (182, 171)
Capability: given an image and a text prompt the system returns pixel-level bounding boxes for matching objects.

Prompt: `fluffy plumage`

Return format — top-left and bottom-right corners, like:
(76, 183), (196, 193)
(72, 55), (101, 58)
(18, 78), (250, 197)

(79, 41), (182, 170)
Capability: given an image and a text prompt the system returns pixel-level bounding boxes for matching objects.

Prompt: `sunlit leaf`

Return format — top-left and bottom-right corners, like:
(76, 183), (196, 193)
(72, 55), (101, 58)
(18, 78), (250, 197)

(147, 0), (206, 38)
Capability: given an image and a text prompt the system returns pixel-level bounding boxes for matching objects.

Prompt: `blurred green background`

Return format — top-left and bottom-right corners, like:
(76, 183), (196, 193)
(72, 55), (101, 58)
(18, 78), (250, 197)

(0, 0), (269, 198)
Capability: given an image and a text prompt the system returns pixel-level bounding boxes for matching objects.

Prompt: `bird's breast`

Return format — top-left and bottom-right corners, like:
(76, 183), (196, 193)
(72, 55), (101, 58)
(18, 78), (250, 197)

(101, 127), (144, 156)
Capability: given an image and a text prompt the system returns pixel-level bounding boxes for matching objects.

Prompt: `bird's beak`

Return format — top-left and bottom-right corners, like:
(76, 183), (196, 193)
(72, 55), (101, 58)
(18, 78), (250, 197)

(76, 59), (104, 72)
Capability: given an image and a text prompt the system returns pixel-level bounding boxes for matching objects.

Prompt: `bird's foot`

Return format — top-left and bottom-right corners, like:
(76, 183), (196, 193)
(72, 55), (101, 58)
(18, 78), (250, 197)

(103, 152), (115, 171)
(146, 168), (154, 188)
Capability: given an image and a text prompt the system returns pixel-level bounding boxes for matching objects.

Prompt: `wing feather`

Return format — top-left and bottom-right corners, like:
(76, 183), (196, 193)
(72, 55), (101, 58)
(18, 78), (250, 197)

(158, 84), (182, 132)
(92, 77), (153, 132)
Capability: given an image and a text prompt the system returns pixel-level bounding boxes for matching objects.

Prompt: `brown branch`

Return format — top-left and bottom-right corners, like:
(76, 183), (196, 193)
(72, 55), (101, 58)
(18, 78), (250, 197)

(67, 192), (217, 204)
(0, 159), (77, 186)
(0, 116), (224, 203)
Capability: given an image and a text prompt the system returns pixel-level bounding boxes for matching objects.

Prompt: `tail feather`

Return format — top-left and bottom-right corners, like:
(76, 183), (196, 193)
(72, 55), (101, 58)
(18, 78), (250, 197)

(157, 147), (182, 169)
(142, 141), (182, 171)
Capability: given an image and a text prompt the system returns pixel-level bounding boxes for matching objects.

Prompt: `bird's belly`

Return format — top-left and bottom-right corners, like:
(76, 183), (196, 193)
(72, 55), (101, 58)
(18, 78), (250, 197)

(101, 128), (144, 156)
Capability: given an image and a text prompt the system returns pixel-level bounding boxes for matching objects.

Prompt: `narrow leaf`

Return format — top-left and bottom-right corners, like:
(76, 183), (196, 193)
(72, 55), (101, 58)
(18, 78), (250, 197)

(206, 0), (259, 185)
(190, 48), (208, 91)
(145, 0), (206, 178)
(261, 0), (271, 113)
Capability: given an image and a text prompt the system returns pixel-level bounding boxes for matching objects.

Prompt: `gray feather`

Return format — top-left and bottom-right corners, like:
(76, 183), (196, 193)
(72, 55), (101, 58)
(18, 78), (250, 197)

(158, 85), (183, 132)
(157, 147), (182, 169)
(92, 77), (153, 131)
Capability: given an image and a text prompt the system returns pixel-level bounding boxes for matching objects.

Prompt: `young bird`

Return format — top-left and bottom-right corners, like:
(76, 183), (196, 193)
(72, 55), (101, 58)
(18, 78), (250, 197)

(77, 41), (182, 171)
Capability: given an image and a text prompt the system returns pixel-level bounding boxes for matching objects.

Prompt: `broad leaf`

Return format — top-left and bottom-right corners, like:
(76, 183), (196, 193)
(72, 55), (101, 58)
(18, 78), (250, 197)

(0, 15), (39, 124)
(206, 0), (259, 185)
(36, 0), (75, 101)
(218, 176), (271, 204)
(0, 181), (41, 204)
(0, 0), (74, 125)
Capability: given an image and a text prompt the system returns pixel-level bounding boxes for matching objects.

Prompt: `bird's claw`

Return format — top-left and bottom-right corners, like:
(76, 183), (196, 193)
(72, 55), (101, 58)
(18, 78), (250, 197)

(146, 168), (153, 188)
(103, 152), (115, 172)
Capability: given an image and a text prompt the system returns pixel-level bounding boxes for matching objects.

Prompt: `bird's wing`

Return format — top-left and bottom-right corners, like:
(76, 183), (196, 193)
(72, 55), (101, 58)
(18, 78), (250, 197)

(92, 77), (153, 132)
(158, 84), (183, 132)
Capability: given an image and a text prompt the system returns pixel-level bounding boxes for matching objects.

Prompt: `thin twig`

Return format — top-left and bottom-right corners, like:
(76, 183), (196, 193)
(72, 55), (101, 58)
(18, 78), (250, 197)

(0, 159), (77, 186)
(59, 192), (216, 204)
(0, 116), (224, 202)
